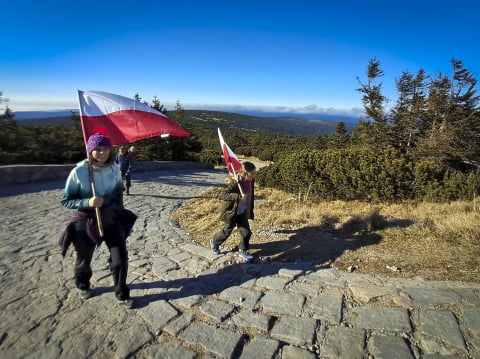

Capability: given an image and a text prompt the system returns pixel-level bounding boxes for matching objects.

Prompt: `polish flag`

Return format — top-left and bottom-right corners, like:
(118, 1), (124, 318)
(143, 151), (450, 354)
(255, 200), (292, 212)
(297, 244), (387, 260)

(217, 128), (242, 175)
(78, 90), (190, 145)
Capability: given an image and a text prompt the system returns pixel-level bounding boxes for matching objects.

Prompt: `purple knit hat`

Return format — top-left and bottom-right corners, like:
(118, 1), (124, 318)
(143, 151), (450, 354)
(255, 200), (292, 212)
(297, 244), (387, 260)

(86, 133), (112, 154)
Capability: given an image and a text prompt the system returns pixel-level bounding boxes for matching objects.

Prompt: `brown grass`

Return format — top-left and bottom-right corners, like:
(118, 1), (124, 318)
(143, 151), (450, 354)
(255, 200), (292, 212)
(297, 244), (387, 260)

(171, 186), (480, 283)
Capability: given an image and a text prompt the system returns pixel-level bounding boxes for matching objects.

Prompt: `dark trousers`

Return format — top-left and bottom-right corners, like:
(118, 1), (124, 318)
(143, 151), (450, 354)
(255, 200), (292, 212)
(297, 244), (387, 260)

(212, 212), (251, 250)
(121, 170), (131, 188)
(72, 226), (130, 300)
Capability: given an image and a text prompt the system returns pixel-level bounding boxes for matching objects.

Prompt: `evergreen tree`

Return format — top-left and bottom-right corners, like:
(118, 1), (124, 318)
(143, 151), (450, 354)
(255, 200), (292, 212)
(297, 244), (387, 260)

(447, 59), (480, 164)
(356, 58), (389, 149)
(151, 96), (168, 115)
(0, 91), (20, 155)
(390, 69), (428, 152)
(349, 118), (375, 148)
(420, 59), (480, 167)
(328, 121), (349, 148)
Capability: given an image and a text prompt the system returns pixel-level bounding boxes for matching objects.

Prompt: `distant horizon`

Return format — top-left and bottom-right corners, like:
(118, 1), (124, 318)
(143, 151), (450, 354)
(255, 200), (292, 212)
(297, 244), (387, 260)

(12, 103), (363, 123)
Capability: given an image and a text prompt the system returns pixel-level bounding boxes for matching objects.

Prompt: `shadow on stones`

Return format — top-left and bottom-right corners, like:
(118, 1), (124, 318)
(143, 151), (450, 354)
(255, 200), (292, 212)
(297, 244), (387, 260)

(251, 214), (413, 265)
(130, 262), (283, 309)
(127, 214), (414, 308)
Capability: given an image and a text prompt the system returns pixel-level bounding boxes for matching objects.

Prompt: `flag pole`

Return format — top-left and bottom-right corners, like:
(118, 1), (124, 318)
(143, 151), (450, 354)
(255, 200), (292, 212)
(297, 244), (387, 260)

(229, 163), (244, 196)
(77, 91), (104, 237)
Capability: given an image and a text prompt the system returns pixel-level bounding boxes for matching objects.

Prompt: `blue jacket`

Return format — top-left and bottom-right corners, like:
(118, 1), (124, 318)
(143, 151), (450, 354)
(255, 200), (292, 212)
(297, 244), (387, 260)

(61, 159), (124, 210)
(115, 153), (133, 174)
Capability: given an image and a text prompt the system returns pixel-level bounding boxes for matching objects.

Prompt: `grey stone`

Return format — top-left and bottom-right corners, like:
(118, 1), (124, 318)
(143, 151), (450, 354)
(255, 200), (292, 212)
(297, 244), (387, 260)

(199, 299), (235, 322)
(114, 323), (154, 359)
(303, 268), (347, 287)
(138, 299), (179, 332)
(354, 306), (412, 332)
(170, 294), (205, 309)
(240, 336), (280, 359)
(278, 267), (305, 279)
(178, 321), (244, 358)
(419, 310), (466, 351)
(231, 310), (272, 332)
(255, 276), (291, 290)
(368, 335), (415, 359)
(261, 292), (305, 316)
(306, 293), (343, 324)
(219, 286), (263, 308)
(168, 252), (192, 264)
(321, 327), (365, 359)
(270, 316), (318, 346)
(461, 307), (480, 336)
(404, 287), (463, 307)
(163, 313), (195, 336)
(151, 256), (178, 274)
(143, 342), (197, 359)
(281, 345), (316, 359)
(287, 281), (322, 296)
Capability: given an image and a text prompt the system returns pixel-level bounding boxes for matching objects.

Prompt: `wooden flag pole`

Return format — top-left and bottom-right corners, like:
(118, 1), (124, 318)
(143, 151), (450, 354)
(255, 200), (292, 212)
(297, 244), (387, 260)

(88, 164), (105, 237)
(78, 90), (104, 237)
(230, 163), (244, 196)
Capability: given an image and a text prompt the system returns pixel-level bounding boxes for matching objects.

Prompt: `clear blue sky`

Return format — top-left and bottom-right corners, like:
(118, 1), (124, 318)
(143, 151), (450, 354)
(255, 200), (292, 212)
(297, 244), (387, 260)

(2, 0), (478, 118)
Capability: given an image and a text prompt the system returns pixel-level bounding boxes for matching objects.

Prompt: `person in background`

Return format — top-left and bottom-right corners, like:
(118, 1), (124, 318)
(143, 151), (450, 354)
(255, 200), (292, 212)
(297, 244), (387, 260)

(59, 133), (137, 308)
(115, 146), (133, 195)
(128, 146), (137, 161)
(210, 161), (257, 262)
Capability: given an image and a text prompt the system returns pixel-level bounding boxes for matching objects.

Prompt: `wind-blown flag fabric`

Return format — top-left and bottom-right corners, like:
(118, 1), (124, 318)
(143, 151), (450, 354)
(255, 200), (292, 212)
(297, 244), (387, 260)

(78, 90), (190, 145)
(217, 128), (242, 175)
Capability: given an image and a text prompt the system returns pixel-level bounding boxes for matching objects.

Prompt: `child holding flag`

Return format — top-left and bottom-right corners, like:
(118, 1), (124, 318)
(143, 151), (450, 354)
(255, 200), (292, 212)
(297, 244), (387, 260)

(210, 161), (257, 261)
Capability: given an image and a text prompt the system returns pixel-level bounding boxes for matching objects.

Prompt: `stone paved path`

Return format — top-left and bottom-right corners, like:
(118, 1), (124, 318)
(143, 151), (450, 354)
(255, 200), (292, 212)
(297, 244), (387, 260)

(0, 166), (479, 359)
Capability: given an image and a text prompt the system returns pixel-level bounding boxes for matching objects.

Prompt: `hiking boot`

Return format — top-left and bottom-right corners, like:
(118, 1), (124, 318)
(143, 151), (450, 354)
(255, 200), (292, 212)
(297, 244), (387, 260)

(238, 249), (253, 262)
(117, 297), (135, 309)
(76, 287), (93, 300)
(210, 239), (220, 255)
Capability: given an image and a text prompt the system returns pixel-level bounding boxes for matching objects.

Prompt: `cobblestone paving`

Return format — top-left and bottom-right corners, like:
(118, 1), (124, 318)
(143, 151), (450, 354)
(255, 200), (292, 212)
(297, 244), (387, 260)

(0, 166), (479, 359)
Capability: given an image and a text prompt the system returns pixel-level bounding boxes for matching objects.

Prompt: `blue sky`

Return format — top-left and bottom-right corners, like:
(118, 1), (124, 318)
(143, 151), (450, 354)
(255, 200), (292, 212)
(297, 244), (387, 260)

(2, 0), (478, 119)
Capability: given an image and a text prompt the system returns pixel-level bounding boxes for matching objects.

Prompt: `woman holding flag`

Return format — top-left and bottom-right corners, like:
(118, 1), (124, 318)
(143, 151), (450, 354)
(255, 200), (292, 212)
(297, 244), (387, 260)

(210, 161), (257, 262)
(59, 133), (137, 308)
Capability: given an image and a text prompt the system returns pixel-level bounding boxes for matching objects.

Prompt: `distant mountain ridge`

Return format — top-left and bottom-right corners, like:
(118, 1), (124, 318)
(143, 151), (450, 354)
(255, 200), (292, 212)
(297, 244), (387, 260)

(14, 110), (76, 120)
(183, 110), (356, 135)
(14, 109), (357, 136)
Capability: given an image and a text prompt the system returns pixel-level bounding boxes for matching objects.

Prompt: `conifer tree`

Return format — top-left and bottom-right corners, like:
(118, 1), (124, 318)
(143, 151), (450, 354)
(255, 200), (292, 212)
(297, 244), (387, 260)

(356, 58), (389, 149)
(420, 59), (480, 166)
(390, 69), (428, 152)
(328, 121), (349, 148)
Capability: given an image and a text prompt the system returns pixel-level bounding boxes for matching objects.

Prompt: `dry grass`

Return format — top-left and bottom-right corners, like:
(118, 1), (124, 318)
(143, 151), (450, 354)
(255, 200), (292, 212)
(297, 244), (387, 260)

(171, 186), (480, 283)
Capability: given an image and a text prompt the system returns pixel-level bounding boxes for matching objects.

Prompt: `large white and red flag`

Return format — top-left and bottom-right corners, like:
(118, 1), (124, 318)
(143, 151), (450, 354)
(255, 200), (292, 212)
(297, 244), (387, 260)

(78, 90), (190, 145)
(217, 128), (242, 175)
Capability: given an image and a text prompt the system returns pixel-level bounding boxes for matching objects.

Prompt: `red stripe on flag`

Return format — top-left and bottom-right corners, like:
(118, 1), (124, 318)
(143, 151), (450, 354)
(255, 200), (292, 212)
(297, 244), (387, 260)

(82, 111), (190, 145)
